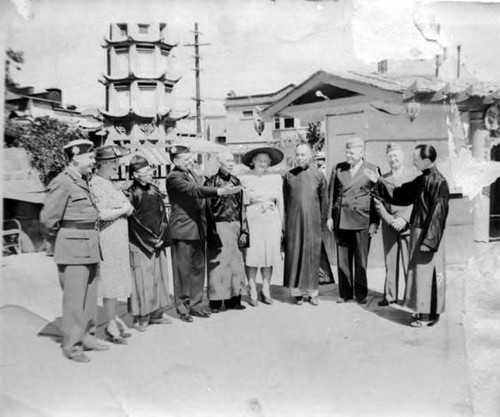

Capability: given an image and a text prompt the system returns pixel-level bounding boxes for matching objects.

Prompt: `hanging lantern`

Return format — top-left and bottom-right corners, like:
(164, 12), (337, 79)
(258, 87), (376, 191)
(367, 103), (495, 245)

(253, 116), (265, 136)
(406, 101), (421, 122)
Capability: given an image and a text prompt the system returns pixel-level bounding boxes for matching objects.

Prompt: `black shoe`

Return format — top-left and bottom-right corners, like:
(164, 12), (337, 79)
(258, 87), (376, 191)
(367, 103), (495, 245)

(357, 298), (368, 305)
(149, 317), (173, 325)
(295, 296), (304, 305)
(210, 307), (222, 314)
(179, 313), (193, 323)
(378, 299), (390, 306)
(232, 304), (246, 310)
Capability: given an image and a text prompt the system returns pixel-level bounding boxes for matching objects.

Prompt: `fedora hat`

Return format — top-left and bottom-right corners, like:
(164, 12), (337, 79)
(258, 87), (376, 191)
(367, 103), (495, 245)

(63, 139), (95, 159)
(95, 144), (130, 160)
(242, 147), (284, 167)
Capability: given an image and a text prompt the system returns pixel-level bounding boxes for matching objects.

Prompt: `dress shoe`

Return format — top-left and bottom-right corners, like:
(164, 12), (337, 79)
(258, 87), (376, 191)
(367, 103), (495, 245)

(149, 317), (173, 325)
(191, 310), (211, 318)
(133, 321), (148, 332)
(260, 293), (273, 305)
(68, 352), (90, 363)
(105, 328), (127, 345)
(309, 296), (319, 306)
(248, 298), (258, 307)
(84, 341), (110, 351)
(336, 298), (347, 304)
(231, 304), (246, 310)
(210, 307), (222, 314)
(357, 298), (368, 305)
(378, 299), (390, 307)
(119, 329), (132, 338)
(295, 296), (304, 305)
(179, 313), (193, 323)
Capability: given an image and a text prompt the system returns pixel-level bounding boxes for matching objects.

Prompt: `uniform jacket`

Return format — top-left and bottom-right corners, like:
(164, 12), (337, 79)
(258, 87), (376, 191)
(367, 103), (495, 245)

(327, 160), (380, 230)
(378, 168), (416, 235)
(40, 167), (100, 265)
(166, 167), (221, 247)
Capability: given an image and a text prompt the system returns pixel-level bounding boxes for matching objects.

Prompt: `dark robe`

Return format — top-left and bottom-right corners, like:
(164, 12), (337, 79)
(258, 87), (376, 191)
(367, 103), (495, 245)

(205, 170), (249, 301)
(126, 181), (172, 257)
(126, 181), (171, 318)
(378, 166), (449, 314)
(283, 165), (328, 295)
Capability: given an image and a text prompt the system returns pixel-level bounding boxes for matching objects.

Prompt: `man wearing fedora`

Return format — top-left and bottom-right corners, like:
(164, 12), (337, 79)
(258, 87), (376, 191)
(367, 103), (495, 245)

(326, 136), (380, 304)
(166, 145), (242, 322)
(41, 139), (108, 363)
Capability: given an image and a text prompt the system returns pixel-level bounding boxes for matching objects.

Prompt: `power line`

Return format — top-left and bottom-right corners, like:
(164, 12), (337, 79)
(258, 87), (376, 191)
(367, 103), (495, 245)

(184, 22), (211, 135)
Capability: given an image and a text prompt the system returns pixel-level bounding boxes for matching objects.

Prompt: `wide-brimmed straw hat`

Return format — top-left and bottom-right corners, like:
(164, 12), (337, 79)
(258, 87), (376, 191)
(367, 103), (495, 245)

(242, 147), (284, 167)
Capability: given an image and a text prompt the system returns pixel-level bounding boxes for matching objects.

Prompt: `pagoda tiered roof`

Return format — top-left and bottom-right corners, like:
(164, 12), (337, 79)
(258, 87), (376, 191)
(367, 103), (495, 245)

(98, 72), (181, 86)
(99, 108), (189, 122)
(102, 36), (178, 51)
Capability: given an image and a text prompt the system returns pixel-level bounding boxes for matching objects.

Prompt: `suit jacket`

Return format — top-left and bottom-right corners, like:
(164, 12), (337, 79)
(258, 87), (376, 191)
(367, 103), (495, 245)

(327, 160), (380, 230)
(40, 167), (100, 265)
(166, 167), (221, 246)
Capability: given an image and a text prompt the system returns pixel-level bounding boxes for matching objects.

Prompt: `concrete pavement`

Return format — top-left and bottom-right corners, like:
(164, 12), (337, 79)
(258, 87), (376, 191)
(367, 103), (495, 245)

(0, 251), (476, 417)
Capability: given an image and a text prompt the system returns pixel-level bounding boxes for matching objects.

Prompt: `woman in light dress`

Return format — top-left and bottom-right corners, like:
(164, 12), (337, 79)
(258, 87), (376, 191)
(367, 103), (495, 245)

(90, 145), (134, 344)
(239, 147), (284, 306)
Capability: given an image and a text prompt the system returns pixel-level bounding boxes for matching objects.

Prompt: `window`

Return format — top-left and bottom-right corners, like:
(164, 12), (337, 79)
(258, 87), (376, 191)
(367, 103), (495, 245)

(117, 24), (127, 37)
(283, 117), (295, 129)
(138, 82), (157, 109)
(138, 24), (150, 34)
(274, 117), (280, 129)
(242, 110), (253, 118)
(114, 47), (128, 75)
(215, 136), (226, 144)
(114, 83), (130, 111)
(136, 45), (156, 75)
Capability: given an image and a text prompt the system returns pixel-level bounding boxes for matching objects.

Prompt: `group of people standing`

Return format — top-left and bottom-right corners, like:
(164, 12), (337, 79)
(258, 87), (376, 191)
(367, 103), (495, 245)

(40, 134), (450, 364)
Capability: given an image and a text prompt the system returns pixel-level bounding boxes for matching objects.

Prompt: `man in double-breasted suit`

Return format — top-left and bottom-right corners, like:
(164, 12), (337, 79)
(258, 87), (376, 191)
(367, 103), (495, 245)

(40, 139), (108, 363)
(166, 146), (242, 322)
(326, 136), (380, 304)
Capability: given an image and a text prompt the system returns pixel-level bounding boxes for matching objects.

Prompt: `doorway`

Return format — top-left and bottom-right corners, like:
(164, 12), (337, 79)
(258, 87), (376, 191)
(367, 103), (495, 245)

(490, 144), (500, 240)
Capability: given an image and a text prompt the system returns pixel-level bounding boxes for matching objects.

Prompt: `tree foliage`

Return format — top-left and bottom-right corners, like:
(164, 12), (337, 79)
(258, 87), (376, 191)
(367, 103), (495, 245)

(5, 117), (89, 186)
(305, 121), (325, 151)
(5, 48), (24, 91)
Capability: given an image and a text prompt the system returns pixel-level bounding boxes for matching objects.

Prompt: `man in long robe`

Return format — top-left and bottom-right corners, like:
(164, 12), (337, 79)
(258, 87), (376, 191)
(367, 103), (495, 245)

(283, 143), (328, 305)
(205, 151), (249, 313)
(127, 155), (172, 331)
(365, 144), (450, 327)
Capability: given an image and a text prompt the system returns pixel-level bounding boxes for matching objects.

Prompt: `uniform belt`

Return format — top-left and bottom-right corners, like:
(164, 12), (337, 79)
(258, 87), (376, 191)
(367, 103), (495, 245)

(61, 221), (96, 230)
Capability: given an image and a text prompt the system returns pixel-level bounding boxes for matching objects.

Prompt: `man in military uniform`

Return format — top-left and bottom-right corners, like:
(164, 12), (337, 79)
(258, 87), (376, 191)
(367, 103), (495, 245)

(40, 139), (108, 363)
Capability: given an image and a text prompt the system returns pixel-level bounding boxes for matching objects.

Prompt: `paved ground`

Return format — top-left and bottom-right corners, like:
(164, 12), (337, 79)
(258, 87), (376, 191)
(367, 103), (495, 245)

(1, 251), (479, 417)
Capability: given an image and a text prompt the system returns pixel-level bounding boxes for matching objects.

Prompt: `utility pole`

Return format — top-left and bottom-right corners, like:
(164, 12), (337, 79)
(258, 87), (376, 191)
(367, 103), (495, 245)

(457, 45), (462, 79)
(184, 22), (211, 136)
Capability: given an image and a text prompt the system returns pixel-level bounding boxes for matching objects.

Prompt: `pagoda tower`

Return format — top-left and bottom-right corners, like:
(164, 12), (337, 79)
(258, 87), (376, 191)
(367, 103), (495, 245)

(98, 23), (187, 159)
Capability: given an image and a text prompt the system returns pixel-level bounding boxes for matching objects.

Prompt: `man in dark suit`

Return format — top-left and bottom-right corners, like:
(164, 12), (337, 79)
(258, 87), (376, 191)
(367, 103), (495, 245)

(166, 146), (242, 322)
(40, 139), (109, 363)
(326, 136), (380, 304)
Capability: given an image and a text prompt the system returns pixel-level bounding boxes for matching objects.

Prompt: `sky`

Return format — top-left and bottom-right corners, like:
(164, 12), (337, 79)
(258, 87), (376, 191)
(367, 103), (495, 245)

(2, 0), (500, 116)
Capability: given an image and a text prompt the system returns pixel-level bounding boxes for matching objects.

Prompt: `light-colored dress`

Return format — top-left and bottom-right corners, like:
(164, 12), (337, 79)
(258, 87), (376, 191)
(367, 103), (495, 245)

(90, 175), (132, 300)
(239, 173), (283, 268)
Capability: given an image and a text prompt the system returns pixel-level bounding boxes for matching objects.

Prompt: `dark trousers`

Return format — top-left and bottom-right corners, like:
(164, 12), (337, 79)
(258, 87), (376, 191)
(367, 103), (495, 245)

(57, 263), (98, 358)
(335, 229), (370, 301)
(171, 240), (206, 315)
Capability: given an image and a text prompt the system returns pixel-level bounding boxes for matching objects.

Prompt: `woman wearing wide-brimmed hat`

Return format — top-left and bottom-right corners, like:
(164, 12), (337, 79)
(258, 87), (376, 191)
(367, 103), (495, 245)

(89, 144), (134, 344)
(239, 147), (284, 306)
